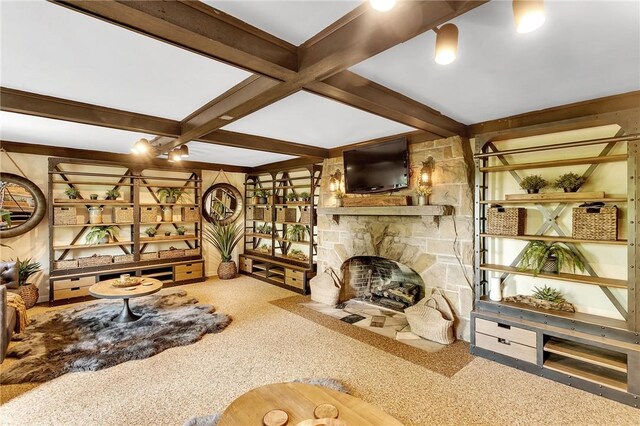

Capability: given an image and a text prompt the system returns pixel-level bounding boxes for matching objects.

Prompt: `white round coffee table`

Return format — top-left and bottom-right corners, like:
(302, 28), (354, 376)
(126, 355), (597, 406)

(89, 278), (163, 323)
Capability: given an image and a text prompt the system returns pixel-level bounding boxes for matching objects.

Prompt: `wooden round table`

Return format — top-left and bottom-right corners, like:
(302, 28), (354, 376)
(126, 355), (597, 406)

(89, 278), (163, 323)
(218, 382), (404, 426)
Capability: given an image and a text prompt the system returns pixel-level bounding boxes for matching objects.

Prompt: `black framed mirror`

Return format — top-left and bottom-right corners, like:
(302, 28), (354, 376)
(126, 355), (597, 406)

(202, 183), (243, 225)
(0, 173), (47, 239)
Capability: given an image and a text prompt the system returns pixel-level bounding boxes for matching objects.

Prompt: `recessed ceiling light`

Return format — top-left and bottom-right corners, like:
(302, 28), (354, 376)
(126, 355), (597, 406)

(434, 24), (459, 65)
(369, 0), (396, 12)
(513, 0), (546, 34)
(220, 115), (234, 120)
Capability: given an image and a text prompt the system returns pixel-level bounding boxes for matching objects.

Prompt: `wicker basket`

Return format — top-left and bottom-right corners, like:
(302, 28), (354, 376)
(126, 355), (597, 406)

(276, 207), (297, 223)
(159, 247), (185, 259)
(54, 207), (77, 225)
(572, 206), (617, 240)
(310, 270), (342, 306)
(78, 254), (112, 268)
(252, 207), (265, 221)
(182, 207), (199, 222)
(141, 207), (159, 223)
(112, 207), (133, 223)
(405, 290), (455, 344)
(54, 259), (78, 270)
(18, 284), (39, 309)
(185, 248), (200, 257)
(487, 207), (526, 236)
(300, 206), (312, 224)
(113, 254), (134, 264)
(140, 252), (158, 261)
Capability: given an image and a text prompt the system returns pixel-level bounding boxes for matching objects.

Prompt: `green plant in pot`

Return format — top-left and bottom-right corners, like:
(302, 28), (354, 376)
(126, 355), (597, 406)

(258, 243), (270, 254)
(288, 248), (308, 261)
(532, 285), (566, 303)
(334, 189), (346, 207)
(553, 172), (586, 193)
(89, 193), (99, 200)
(86, 225), (119, 245)
(145, 227), (157, 237)
(16, 257), (42, 308)
(254, 189), (268, 205)
(105, 189), (121, 200)
(257, 223), (272, 235)
(156, 187), (186, 204)
(176, 225), (186, 236)
(286, 193), (298, 204)
(286, 224), (307, 242)
(518, 240), (585, 276)
(298, 192), (311, 202)
(204, 220), (243, 280)
(519, 175), (548, 194)
(64, 187), (80, 199)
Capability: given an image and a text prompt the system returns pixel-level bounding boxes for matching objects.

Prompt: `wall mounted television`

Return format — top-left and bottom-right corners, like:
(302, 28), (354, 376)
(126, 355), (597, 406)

(343, 137), (408, 194)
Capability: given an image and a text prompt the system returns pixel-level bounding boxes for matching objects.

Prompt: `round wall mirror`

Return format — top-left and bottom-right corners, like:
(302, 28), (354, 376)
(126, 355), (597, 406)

(0, 173), (47, 239)
(202, 183), (243, 225)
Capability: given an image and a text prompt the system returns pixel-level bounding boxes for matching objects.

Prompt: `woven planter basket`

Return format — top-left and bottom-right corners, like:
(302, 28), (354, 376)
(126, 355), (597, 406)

(185, 248), (200, 257)
(54, 259), (78, 270)
(218, 261), (237, 280)
(78, 254), (112, 268)
(112, 207), (133, 223)
(487, 207), (525, 236)
(252, 207), (265, 221)
(405, 290), (455, 344)
(54, 207), (77, 225)
(18, 284), (39, 308)
(572, 206), (617, 240)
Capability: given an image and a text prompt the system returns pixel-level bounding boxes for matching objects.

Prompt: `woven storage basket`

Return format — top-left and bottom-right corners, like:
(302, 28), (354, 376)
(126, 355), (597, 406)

(276, 207), (297, 223)
(405, 290), (455, 344)
(54, 259), (78, 270)
(252, 207), (265, 221)
(185, 248), (200, 257)
(572, 206), (617, 240)
(159, 247), (185, 259)
(310, 269), (342, 306)
(300, 206), (311, 223)
(54, 207), (77, 225)
(141, 207), (159, 223)
(112, 206), (133, 223)
(487, 207), (525, 236)
(113, 254), (134, 264)
(182, 207), (199, 222)
(78, 254), (112, 268)
(140, 252), (158, 261)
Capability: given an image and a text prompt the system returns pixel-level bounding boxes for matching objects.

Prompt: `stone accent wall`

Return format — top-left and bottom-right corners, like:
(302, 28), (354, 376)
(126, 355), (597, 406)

(317, 136), (476, 340)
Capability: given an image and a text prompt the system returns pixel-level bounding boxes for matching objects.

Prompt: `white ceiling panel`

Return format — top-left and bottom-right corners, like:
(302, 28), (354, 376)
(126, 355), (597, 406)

(0, 111), (154, 154)
(187, 142), (295, 167)
(222, 91), (414, 148)
(350, 1), (640, 124)
(204, 0), (362, 46)
(0, 0), (251, 120)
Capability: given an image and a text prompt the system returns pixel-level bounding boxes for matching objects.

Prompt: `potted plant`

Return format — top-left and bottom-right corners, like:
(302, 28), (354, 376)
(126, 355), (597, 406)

(287, 249), (309, 262)
(204, 220), (243, 280)
(176, 226), (186, 236)
(156, 187), (187, 204)
(89, 193), (99, 200)
(164, 231), (171, 237)
(16, 257), (41, 308)
(518, 241), (585, 276)
(86, 225), (119, 245)
(504, 285), (575, 312)
(286, 193), (298, 204)
(0, 209), (11, 229)
(64, 187), (80, 199)
(553, 172), (586, 193)
(334, 189), (346, 207)
(105, 189), (121, 200)
(519, 175), (548, 194)
(254, 189), (268, 205)
(145, 227), (157, 238)
(258, 244), (270, 254)
(298, 192), (311, 203)
(415, 186), (432, 206)
(257, 223), (272, 235)
(286, 224), (307, 242)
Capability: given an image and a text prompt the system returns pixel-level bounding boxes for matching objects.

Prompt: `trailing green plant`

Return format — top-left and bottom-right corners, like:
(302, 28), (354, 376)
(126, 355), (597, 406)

(105, 189), (121, 200)
(532, 285), (566, 303)
(204, 221), (243, 262)
(64, 187), (80, 199)
(145, 227), (157, 237)
(15, 257), (42, 287)
(298, 192), (310, 201)
(286, 224), (307, 242)
(0, 209), (12, 226)
(85, 225), (119, 245)
(553, 172), (586, 192)
(415, 186), (432, 197)
(518, 241), (585, 276)
(156, 187), (186, 203)
(519, 175), (548, 193)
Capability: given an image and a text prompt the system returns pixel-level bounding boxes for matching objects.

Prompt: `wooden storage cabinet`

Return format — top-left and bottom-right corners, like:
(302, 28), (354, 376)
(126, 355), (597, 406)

(474, 317), (538, 364)
(174, 261), (204, 282)
(285, 268), (305, 290)
(52, 276), (96, 301)
(239, 254), (314, 294)
(240, 256), (253, 273)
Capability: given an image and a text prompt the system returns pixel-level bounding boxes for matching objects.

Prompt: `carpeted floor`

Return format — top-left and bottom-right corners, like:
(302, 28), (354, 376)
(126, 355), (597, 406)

(1, 276), (639, 425)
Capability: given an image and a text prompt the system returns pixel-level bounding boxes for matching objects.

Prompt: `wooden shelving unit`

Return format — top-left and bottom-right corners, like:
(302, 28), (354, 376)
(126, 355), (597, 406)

(239, 165), (322, 294)
(47, 157), (205, 304)
(471, 121), (640, 407)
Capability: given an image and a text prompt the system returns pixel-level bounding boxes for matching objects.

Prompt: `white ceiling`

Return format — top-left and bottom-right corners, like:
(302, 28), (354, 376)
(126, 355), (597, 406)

(187, 142), (295, 167)
(204, 0), (362, 46)
(222, 91), (413, 148)
(350, 0), (640, 124)
(0, 0), (251, 120)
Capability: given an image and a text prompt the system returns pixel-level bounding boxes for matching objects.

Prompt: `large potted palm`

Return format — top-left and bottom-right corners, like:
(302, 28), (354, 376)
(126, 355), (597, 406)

(204, 220), (243, 280)
(16, 257), (41, 308)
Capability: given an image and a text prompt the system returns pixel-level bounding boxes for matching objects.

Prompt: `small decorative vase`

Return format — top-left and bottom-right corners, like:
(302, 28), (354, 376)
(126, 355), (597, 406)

(163, 206), (173, 222)
(19, 284), (39, 308)
(146, 232), (156, 238)
(90, 194), (99, 200)
(335, 198), (343, 207)
(177, 231), (185, 236)
(489, 277), (502, 301)
(218, 261), (237, 280)
(418, 195), (427, 206)
(89, 207), (103, 224)
(526, 189), (539, 194)
(68, 195), (77, 200)
(165, 232), (171, 237)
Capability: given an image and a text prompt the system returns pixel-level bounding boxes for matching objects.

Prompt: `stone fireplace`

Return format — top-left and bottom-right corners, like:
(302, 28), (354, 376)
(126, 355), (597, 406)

(317, 135), (475, 340)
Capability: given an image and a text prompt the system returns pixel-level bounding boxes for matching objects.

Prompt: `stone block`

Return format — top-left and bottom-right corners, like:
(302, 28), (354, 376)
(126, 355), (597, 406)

(446, 264), (473, 290)
(430, 184), (462, 207)
(420, 263), (447, 288)
(459, 286), (474, 319)
(426, 238), (456, 256)
(433, 159), (470, 185)
(410, 253), (437, 275)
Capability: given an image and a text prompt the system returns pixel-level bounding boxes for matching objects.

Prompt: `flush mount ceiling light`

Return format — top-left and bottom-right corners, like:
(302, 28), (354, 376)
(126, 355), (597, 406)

(434, 24), (459, 65)
(369, 0), (396, 12)
(179, 144), (189, 158)
(168, 149), (182, 163)
(513, 0), (546, 34)
(131, 138), (151, 154)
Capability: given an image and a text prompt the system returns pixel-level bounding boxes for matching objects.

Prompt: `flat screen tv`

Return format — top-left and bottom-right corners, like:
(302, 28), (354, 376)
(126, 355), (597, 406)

(343, 137), (408, 194)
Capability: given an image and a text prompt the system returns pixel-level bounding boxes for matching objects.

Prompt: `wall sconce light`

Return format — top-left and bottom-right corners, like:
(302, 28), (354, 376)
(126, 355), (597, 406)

(131, 138), (152, 155)
(513, 0), (545, 34)
(168, 149), (182, 163)
(420, 157), (434, 185)
(434, 24), (459, 65)
(329, 169), (342, 192)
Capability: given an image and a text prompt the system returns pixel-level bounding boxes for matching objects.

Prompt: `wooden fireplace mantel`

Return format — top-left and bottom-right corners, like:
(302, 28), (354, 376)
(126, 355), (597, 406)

(317, 205), (453, 224)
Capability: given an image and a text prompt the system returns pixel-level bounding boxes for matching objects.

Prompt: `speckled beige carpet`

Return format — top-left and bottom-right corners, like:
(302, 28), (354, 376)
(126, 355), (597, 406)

(1, 276), (639, 425)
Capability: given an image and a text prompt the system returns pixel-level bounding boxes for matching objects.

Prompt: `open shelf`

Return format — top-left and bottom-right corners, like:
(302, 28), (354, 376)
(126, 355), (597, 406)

(53, 201), (134, 206)
(480, 154), (627, 173)
(480, 234), (627, 246)
(53, 222), (132, 228)
(52, 181), (135, 186)
(544, 353), (627, 392)
(480, 264), (627, 288)
(480, 197), (626, 205)
(544, 338), (627, 373)
(140, 235), (198, 243)
(53, 241), (134, 250)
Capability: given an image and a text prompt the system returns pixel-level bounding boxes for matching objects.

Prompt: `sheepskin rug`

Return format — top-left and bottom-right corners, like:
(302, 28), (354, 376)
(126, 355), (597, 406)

(2, 291), (231, 384)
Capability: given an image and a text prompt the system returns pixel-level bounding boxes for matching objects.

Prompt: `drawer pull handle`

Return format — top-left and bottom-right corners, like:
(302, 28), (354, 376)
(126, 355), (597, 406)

(71, 278), (80, 282)
(186, 271), (192, 275)
(497, 323), (511, 330)
(497, 338), (511, 345)
(71, 287), (80, 291)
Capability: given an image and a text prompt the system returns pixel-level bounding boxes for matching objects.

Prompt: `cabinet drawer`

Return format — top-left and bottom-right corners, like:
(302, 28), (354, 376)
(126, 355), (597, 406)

(54, 285), (91, 301)
(285, 269), (305, 281)
(175, 269), (203, 282)
(175, 262), (203, 275)
(239, 257), (253, 272)
(476, 318), (537, 347)
(285, 275), (305, 289)
(54, 276), (96, 290)
(475, 332), (537, 364)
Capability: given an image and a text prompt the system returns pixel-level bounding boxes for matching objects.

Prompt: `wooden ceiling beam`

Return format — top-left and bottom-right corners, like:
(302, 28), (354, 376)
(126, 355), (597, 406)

(328, 130), (443, 158)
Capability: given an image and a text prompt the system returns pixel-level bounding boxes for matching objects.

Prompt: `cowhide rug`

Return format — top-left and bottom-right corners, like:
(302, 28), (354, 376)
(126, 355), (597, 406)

(2, 291), (231, 384)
